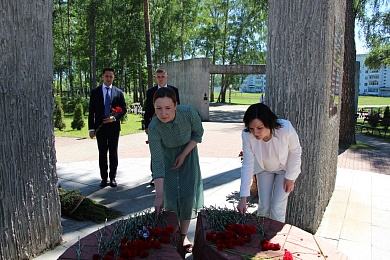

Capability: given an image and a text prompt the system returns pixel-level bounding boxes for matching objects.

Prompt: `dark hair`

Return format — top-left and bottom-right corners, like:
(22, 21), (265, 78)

(153, 87), (177, 104)
(155, 68), (167, 74)
(102, 68), (115, 75)
(243, 103), (281, 133)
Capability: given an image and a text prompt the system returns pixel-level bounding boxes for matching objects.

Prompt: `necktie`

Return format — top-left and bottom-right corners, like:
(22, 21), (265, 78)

(105, 87), (111, 117)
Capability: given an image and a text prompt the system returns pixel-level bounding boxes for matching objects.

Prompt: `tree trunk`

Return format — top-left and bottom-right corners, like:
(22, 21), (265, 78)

(144, 0), (154, 89)
(88, 0), (97, 92)
(180, 0), (186, 60)
(339, 0), (357, 146)
(0, 1), (62, 259)
(67, 0), (74, 96)
(266, 0), (346, 233)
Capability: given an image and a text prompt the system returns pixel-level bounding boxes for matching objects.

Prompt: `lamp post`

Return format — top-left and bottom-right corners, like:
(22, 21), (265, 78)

(229, 84), (233, 104)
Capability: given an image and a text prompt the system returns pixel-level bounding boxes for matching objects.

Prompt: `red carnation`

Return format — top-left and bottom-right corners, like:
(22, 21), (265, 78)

(206, 231), (216, 241)
(284, 249), (293, 260)
(161, 229), (169, 236)
(153, 241), (162, 249)
(159, 235), (171, 244)
(217, 243), (226, 250)
(92, 254), (101, 260)
(244, 235), (251, 242)
(135, 239), (146, 250)
(127, 240), (136, 249)
(150, 227), (162, 237)
(119, 248), (131, 258)
(111, 106), (123, 114)
(236, 236), (245, 246)
(139, 250), (149, 258)
(120, 243), (127, 250)
(128, 249), (138, 257)
(106, 250), (115, 256)
(164, 225), (175, 234)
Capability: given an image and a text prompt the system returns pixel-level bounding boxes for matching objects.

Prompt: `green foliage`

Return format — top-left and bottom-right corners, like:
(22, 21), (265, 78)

(60, 95), (89, 114)
(384, 106), (390, 118)
(364, 44), (390, 68)
(381, 118), (390, 130)
(52, 0), (269, 95)
(356, 1), (389, 68)
(368, 111), (381, 127)
(54, 97), (66, 130)
(381, 106), (390, 129)
(58, 188), (122, 223)
(71, 103), (85, 130)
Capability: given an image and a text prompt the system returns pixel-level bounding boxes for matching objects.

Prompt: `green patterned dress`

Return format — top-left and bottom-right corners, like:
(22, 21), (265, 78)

(148, 105), (204, 220)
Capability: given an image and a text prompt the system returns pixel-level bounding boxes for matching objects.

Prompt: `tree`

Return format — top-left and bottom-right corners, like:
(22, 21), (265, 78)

(339, 0), (357, 146)
(144, 0), (154, 88)
(71, 103), (85, 130)
(54, 98), (67, 130)
(338, 0), (388, 146)
(0, 1), (62, 259)
(266, 0), (346, 232)
(362, 3), (390, 68)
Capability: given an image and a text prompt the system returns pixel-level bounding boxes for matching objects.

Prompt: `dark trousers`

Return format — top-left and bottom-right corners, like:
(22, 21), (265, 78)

(96, 128), (120, 181)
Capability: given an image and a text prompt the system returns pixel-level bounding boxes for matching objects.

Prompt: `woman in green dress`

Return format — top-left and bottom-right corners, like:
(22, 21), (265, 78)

(148, 87), (204, 252)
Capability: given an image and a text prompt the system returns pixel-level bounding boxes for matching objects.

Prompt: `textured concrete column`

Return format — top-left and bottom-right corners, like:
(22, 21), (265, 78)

(162, 58), (210, 121)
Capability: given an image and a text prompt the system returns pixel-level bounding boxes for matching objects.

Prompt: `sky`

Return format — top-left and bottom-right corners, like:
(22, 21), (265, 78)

(355, 23), (369, 54)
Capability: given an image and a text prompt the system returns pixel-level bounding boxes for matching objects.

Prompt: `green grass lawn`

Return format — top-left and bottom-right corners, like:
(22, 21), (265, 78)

(216, 91), (390, 106)
(357, 96), (390, 107)
(54, 113), (144, 138)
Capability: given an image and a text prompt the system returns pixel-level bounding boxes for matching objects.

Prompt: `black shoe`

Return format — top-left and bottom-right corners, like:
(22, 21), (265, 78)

(100, 180), (108, 188)
(110, 179), (117, 188)
(149, 178), (154, 186)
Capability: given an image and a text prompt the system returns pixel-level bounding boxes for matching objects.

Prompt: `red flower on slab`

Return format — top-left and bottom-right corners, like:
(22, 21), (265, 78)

(206, 223), (257, 251)
(283, 249), (294, 260)
(100, 224), (173, 259)
(260, 239), (281, 251)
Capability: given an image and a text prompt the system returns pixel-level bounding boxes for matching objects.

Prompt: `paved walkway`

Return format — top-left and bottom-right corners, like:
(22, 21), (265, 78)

(34, 105), (390, 260)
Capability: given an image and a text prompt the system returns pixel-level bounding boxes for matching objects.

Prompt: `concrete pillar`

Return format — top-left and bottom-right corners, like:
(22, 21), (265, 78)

(162, 58), (210, 121)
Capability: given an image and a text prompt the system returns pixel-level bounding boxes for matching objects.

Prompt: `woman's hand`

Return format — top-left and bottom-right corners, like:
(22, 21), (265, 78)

(172, 140), (198, 170)
(154, 197), (164, 215)
(154, 178), (164, 215)
(237, 197), (247, 214)
(172, 154), (185, 170)
(284, 179), (295, 193)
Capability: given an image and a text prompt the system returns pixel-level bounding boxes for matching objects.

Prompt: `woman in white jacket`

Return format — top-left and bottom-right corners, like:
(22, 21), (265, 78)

(237, 103), (301, 223)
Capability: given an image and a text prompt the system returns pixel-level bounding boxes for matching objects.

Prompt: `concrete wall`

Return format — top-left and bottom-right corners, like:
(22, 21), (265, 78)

(162, 58), (210, 121)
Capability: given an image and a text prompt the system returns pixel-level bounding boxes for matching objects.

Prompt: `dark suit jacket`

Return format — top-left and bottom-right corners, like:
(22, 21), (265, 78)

(88, 85), (127, 132)
(143, 85), (180, 129)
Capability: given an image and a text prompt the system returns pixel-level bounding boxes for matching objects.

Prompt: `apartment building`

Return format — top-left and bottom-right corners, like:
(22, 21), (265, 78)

(356, 54), (390, 97)
(239, 55), (389, 97)
(239, 74), (266, 93)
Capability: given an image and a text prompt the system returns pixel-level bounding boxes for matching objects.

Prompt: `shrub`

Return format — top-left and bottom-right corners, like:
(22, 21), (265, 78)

(54, 97), (66, 130)
(384, 106), (390, 119)
(71, 103), (85, 130)
(61, 95), (89, 114)
(367, 112), (380, 127)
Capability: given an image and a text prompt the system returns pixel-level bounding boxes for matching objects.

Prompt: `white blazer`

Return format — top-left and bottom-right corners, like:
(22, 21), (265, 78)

(240, 119), (302, 197)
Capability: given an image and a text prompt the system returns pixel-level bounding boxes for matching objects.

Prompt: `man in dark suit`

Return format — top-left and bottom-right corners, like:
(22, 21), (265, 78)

(88, 68), (127, 188)
(143, 68), (180, 185)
